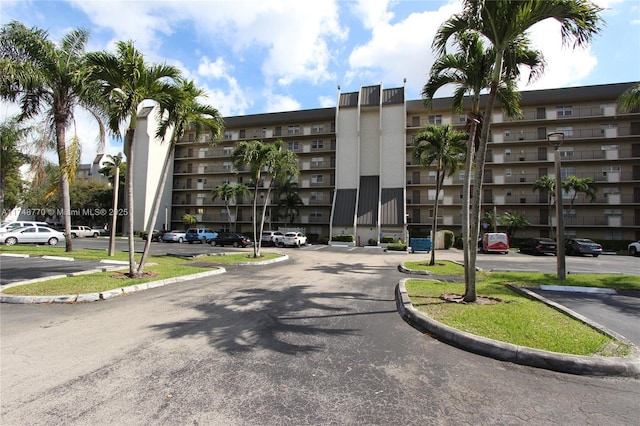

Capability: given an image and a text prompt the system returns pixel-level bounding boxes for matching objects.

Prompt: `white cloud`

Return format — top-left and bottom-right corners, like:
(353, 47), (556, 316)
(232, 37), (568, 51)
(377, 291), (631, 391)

(347, 1), (461, 98)
(263, 91), (301, 113)
(318, 95), (337, 108)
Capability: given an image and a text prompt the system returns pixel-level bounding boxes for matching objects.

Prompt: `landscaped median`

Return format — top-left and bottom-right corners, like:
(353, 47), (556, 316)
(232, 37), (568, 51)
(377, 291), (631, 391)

(0, 246), (287, 303)
(397, 260), (640, 377)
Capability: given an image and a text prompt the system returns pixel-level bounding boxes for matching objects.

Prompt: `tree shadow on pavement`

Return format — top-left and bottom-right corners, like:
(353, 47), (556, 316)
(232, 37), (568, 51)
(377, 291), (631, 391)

(150, 285), (369, 355)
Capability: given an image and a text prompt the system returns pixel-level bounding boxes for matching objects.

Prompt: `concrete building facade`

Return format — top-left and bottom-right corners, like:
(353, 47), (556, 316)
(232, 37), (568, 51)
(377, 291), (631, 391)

(139, 81), (639, 244)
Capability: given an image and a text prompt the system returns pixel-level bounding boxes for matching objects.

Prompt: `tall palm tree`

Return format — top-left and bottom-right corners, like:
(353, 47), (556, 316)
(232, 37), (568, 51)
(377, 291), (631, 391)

(413, 124), (466, 266)
(212, 182), (249, 232)
(423, 29), (542, 298)
(435, 0), (603, 300)
(275, 177), (303, 226)
(232, 139), (299, 257)
(0, 21), (107, 252)
(562, 175), (596, 212)
(99, 153), (124, 256)
(86, 40), (181, 277)
(137, 80), (223, 274)
(533, 175), (556, 237)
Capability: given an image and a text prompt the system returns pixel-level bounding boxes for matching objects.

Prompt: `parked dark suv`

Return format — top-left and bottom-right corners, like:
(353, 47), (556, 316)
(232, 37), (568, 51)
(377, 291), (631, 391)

(519, 238), (556, 256)
(185, 228), (218, 244)
(565, 238), (602, 257)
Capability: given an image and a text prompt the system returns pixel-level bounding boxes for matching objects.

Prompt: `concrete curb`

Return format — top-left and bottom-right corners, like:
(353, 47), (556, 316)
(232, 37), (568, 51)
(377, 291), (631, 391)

(1, 268), (226, 304)
(395, 279), (640, 377)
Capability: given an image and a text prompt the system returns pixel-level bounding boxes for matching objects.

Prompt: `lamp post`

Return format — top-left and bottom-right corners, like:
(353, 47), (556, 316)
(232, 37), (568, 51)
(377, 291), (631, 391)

(164, 205), (168, 231)
(548, 132), (566, 280)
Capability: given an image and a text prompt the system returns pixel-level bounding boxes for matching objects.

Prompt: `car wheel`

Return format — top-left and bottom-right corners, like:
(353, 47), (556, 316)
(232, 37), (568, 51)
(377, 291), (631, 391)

(71, 233), (77, 238)
(48, 237), (59, 246)
(211, 240), (217, 247)
(5, 237), (17, 246)
(629, 246), (637, 256)
(178, 237), (183, 243)
(233, 242), (239, 247)
(93, 232), (99, 238)
(278, 242), (284, 248)
(593, 254), (599, 257)
(188, 240), (193, 244)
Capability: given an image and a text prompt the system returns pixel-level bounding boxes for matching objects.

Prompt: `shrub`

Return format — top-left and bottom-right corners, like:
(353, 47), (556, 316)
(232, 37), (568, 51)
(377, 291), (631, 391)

(443, 230), (455, 249)
(367, 238), (377, 246)
(381, 236), (395, 244)
(332, 234), (354, 242)
(387, 243), (407, 251)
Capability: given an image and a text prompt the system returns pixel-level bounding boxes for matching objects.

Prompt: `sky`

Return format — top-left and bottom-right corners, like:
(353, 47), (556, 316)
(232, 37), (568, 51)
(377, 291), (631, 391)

(1, 0), (639, 163)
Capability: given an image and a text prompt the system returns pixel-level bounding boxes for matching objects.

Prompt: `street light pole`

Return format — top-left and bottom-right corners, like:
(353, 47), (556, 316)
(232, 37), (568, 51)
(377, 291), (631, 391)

(548, 132), (566, 280)
(164, 205), (168, 231)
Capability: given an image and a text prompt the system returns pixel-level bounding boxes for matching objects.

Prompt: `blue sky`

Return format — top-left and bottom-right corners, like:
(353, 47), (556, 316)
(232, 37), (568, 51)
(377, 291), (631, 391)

(1, 0), (639, 163)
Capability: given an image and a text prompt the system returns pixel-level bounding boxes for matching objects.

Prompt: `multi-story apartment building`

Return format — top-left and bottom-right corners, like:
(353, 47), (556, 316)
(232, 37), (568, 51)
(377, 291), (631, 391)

(139, 81), (639, 243)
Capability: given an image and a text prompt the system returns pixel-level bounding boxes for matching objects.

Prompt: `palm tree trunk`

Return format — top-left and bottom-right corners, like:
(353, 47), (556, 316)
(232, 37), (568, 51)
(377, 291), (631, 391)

(430, 169), (442, 266)
(55, 121), (73, 252)
(462, 119), (477, 287)
(257, 185), (274, 256)
(466, 84), (499, 302)
(137, 142), (175, 274)
(252, 182), (259, 257)
(125, 128), (137, 276)
(108, 165), (119, 256)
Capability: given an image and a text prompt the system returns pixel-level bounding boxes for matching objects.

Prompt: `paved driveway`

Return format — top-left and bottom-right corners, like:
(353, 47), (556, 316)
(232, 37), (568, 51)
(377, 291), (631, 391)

(1, 248), (638, 425)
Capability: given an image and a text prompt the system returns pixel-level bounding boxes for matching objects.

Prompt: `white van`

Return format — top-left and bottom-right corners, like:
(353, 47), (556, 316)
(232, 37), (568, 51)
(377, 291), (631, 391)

(481, 233), (510, 254)
(0, 221), (52, 233)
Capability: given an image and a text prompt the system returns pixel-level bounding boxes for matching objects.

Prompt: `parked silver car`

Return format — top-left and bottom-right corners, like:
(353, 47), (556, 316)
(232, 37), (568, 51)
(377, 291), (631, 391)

(162, 230), (186, 243)
(1, 226), (66, 246)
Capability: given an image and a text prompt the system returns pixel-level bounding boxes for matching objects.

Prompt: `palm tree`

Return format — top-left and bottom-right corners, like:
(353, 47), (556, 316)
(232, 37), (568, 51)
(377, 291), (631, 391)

(413, 124), (466, 266)
(99, 153), (124, 256)
(499, 211), (530, 238)
(232, 139), (299, 257)
(424, 29), (542, 299)
(0, 116), (31, 216)
(212, 183), (249, 232)
(86, 40), (181, 277)
(533, 175), (556, 236)
(562, 175), (596, 212)
(435, 0), (603, 300)
(182, 213), (197, 229)
(617, 83), (640, 113)
(137, 80), (223, 274)
(0, 21), (107, 252)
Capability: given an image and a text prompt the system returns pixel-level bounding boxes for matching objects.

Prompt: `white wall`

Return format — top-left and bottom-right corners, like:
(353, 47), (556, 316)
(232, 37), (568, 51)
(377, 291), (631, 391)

(359, 109), (380, 176)
(335, 108), (359, 188)
(380, 103), (406, 188)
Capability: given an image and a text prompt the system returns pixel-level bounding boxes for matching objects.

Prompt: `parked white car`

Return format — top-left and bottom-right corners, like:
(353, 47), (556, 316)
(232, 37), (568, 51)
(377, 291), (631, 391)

(261, 231), (284, 247)
(283, 232), (307, 247)
(0, 221), (51, 233)
(1, 226), (66, 246)
(628, 240), (640, 256)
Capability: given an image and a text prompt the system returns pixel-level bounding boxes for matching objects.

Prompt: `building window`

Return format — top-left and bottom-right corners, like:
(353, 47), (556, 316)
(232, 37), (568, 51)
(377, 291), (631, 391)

(310, 191), (323, 201)
(311, 124), (324, 133)
(428, 171), (437, 181)
(287, 141), (300, 151)
(188, 133), (195, 142)
(604, 209), (622, 217)
(601, 144), (619, 151)
(223, 146), (233, 155)
(506, 189), (512, 196)
(504, 148), (511, 157)
(557, 106), (573, 117)
(602, 165), (621, 176)
(559, 146), (574, 158)
(504, 129), (511, 137)
(223, 131), (232, 140)
(311, 140), (324, 150)
(428, 115), (442, 125)
(223, 162), (232, 171)
(310, 210), (323, 218)
(505, 169), (512, 177)
(222, 177), (231, 184)
(239, 129), (246, 138)
(288, 125), (300, 135)
(311, 175), (323, 184)
(311, 157), (323, 167)
(605, 229), (624, 240)
(560, 167), (575, 179)
(556, 126), (573, 137)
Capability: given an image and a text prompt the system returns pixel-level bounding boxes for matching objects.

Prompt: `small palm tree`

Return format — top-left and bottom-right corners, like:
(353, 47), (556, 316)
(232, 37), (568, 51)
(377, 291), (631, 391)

(99, 153), (124, 256)
(499, 211), (530, 238)
(562, 176), (596, 212)
(413, 124), (466, 265)
(213, 183), (249, 232)
(533, 175), (556, 236)
(182, 214), (197, 229)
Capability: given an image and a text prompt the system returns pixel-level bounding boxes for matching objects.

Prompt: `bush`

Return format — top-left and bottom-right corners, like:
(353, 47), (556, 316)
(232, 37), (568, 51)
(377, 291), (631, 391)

(386, 243), (407, 251)
(367, 238), (377, 246)
(332, 234), (354, 242)
(443, 230), (454, 249)
(381, 236), (395, 244)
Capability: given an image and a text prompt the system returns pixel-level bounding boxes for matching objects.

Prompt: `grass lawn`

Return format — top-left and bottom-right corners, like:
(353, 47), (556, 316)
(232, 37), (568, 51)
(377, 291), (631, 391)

(403, 260), (638, 357)
(0, 246), (282, 296)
